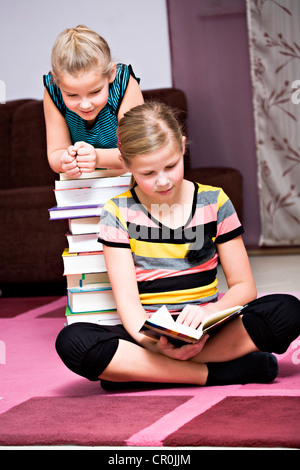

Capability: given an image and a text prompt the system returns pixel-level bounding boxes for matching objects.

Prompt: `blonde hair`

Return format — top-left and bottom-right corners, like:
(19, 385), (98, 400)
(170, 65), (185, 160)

(51, 25), (114, 81)
(117, 101), (185, 166)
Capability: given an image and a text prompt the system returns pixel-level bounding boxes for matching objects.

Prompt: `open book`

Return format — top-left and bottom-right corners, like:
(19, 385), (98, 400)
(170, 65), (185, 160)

(139, 304), (247, 346)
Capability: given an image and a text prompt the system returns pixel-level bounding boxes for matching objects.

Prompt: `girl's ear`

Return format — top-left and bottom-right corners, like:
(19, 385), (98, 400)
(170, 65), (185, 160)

(118, 154), (128, 170)
(109, 63), (117, 83)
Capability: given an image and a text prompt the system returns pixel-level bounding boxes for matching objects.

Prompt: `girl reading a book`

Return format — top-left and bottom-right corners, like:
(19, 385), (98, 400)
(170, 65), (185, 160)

(43, 25), (144, 178)
(56, 102), (300, 388)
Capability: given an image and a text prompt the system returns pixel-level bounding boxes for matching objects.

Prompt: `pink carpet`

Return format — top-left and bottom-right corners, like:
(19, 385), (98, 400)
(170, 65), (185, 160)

(0, 293), (300, 448)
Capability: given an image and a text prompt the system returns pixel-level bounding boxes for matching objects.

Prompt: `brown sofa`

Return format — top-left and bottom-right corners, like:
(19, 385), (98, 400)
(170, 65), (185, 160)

(0, 88), (243, 296)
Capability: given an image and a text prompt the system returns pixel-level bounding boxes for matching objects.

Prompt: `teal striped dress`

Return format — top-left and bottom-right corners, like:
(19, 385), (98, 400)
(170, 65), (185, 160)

(43, 64), (140, 149)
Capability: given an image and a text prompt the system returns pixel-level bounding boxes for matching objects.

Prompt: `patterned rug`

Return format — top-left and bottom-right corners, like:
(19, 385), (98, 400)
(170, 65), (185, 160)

(0, 294), (299, 449)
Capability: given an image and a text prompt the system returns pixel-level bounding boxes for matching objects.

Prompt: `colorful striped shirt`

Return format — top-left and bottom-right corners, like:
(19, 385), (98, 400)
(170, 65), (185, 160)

(43, 64), (139, 148)
(98, 182), (244, 313)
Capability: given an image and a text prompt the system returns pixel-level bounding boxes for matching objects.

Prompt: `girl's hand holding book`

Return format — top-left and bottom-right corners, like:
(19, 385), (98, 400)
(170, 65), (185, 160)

(156, 334), (209, 360)
(176, 303), (220, 330)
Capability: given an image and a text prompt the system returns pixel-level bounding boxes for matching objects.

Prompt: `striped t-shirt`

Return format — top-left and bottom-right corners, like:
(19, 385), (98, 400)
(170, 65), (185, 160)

(98, 182), (244, 313)
(43, 64), (139, 148)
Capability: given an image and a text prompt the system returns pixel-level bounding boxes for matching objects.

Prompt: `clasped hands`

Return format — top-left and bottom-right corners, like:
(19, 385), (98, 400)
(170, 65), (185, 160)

(61, 142), (97, 177)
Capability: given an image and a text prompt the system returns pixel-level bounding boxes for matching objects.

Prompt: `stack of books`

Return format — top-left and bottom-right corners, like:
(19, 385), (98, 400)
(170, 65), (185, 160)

(49, 168), (131, 326)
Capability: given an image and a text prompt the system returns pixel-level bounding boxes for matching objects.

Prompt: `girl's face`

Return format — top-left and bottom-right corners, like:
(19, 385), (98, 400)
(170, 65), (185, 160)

(58, 66), (116, 123)
(122, 138), (186, 206)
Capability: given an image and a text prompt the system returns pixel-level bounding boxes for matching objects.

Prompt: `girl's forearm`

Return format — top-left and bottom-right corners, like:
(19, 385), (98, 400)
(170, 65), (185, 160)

(214, 281), (257, 311)
(48, 147), (125, 174)
(47, 148), (66, 173)
(95, 147), (125, 169)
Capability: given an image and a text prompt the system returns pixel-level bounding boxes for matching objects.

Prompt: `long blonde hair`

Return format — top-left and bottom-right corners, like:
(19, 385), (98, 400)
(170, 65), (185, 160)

(51, 25), (114, 81)
(117, 101), (185, 166)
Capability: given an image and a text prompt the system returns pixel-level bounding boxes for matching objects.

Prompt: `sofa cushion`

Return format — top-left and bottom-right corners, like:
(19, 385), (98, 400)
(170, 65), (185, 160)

(185, 167), (243, 222)
(0, 99), (32, 189)
(0, 186), (67, 283)
(10, 101), (56, 188)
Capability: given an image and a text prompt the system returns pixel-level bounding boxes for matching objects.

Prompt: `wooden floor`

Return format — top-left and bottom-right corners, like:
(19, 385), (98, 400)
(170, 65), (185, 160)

(217, 253), (300, 293)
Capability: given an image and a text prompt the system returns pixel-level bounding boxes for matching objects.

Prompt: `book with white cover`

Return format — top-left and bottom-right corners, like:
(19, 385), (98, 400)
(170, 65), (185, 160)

(67, 282), (117, 313)
(68, 216), (100, 235)
(55, 173), (131, 189)
(66, 232), (102, 253)
(59, 168), (129, 180)
(54, 184), (130, 207)
(62, 249), (107, 275)
(66, 310), (121, 326)
(49, 204), (103, 220)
